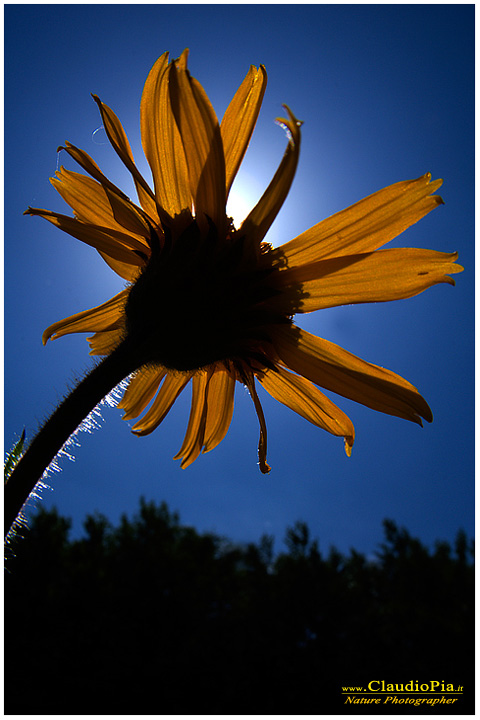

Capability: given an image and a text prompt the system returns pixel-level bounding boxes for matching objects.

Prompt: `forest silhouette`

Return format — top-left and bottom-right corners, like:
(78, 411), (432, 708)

(5, 498), (474, 714)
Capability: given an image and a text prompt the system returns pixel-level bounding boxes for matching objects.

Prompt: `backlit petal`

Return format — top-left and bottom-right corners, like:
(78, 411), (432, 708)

(240, 105), (302, 246)
(169, 50), (226, 232)
(131, 372), (193, 436)
(60, 141), (132, 202)
(92, 94), (161, 223)
(97, 252), (142, 282)
(42, 289), (129, 344)
(87, 328), (124, 356)
(25, 207), (146, 266)
(243, 371), (271, 473)
(276, 173), (444, 266)
(279, 248), (463, 312)
(203, 364), (236, 453)
(174, 370), (210, 468)
(119, 366), (167, 421)
(258, 365), (355, 455)
(221, 64), (267, 197)
(271, 324), (433, 425)
(52, 168), (151, 241)
(140, 52), (192, 221)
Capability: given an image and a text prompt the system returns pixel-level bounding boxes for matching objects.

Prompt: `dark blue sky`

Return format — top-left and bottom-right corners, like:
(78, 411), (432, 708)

(5, 4), (474, 554)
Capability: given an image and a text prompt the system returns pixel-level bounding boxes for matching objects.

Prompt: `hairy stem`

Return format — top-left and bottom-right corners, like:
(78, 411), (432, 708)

(5, 338), (141, 537)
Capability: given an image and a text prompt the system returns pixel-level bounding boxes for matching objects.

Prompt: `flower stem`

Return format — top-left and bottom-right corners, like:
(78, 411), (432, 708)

(4, 338), (141, 538)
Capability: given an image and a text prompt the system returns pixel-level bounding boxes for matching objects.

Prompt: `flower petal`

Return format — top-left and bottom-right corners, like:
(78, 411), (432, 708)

(91, 94), (161, 223)
(243, 371), (271, 473)
(60, 141), (132, 203)
(169, 50), (226, 232)
(140, 52), (192, 221)
(52, 168), (151, 241)
(271, 324), (433, 425)
(203, 364), (236, 453)
(25, 207), (147, 266)
(58, 145), (153, 280)
(174, 370), (210, 468)
(221, 64), (267, 197)
(279, 248), (463, 312)
(258, 364), (354, 456)
(97, 252), (142, 282)
(276, 173), (444, 266)
(42, 289), (129, 344)
(87, 328), (124, 356)
(131, 372), (193, 436)
(240, 105), (302, 246)
(119, 366), (167, 421)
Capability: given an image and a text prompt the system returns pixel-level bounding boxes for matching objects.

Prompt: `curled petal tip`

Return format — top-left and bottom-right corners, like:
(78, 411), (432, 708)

(260, 459), (271, 474)
(423, 408), (433, 424)
(344, 436), (354, 457)
(275, 105), (303, 148)
(281, 104), (303, 127)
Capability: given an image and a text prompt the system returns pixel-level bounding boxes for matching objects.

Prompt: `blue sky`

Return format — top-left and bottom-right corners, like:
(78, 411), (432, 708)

(5, 4), (474, 555)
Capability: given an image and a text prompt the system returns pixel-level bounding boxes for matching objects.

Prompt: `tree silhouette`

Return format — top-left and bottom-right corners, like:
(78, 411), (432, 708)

(5, 499), (474, 714)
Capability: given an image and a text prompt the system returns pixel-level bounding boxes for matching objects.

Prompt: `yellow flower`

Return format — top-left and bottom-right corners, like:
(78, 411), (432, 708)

(25, 50), (463, 474)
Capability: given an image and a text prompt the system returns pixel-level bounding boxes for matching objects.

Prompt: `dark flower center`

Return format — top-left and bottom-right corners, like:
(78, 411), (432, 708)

(125, 220), (289, 371)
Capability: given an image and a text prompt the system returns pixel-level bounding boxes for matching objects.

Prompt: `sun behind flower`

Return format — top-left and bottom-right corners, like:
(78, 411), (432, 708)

(25, 50), (463, 473)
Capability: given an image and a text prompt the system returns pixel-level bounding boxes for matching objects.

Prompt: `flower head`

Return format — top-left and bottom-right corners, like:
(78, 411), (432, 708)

(26, 50), (463, 473)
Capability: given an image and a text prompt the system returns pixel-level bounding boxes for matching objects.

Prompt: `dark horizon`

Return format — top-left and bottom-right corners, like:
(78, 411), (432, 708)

(5, 498), (474, 714)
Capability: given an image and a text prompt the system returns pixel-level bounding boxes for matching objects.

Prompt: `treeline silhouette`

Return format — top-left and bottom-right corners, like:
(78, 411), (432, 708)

(5, 499), (474, 714)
